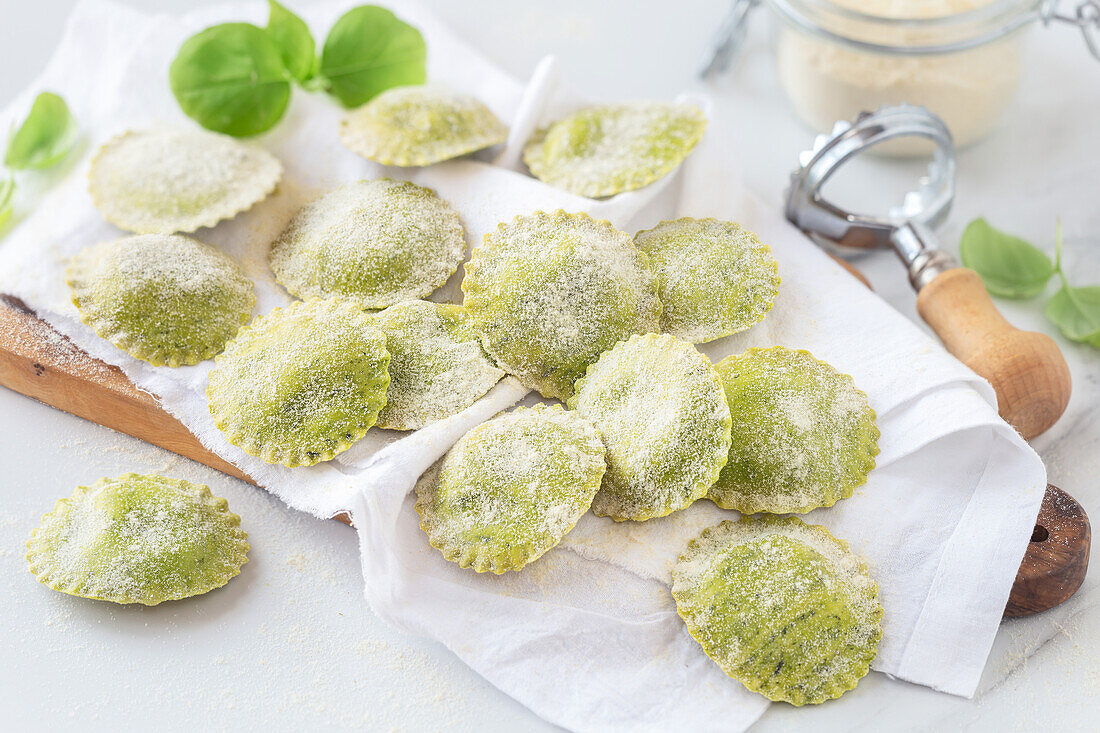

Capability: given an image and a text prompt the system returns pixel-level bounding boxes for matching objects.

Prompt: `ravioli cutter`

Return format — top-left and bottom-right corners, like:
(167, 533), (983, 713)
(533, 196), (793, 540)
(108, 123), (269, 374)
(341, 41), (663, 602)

(785, 105), (1071, 441)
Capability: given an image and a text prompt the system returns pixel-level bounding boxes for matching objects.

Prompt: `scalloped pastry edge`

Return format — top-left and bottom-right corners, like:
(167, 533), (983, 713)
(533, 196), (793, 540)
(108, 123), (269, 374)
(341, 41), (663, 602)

(206, 298), (390, 467)
(461, 209), (661, 401)
(671, 515), (883, 706)
(88, 128), (283, 235)
(707, 346), (880, 515)
(26, 473), (250, 606)
(569, 332), (732, 522)
(413, 403), (605, 574)
(65, 236), (255, 367)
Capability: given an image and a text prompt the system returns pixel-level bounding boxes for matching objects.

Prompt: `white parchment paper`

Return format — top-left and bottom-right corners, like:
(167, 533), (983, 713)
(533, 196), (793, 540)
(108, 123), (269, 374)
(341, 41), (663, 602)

(0, 1), (1046, 730)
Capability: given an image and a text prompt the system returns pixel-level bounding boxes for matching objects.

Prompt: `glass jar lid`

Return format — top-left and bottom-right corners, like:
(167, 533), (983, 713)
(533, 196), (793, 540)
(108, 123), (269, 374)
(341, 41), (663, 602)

(702, 0), (1099, 74)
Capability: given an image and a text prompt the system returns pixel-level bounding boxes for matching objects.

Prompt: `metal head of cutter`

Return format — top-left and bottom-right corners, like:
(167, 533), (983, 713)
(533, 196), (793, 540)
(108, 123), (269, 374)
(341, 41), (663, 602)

(784, 105), (960, 291)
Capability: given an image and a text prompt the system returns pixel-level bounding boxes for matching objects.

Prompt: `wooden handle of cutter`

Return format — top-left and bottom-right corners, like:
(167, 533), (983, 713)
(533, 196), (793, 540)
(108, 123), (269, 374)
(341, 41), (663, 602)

(915, 268), (1071, 440)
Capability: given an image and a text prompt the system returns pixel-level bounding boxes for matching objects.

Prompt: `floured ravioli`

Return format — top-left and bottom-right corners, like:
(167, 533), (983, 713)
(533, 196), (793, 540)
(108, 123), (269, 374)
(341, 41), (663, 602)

(635, 218), (780, 343)
(66, 234), (255, 367)
(207, 298), (390, 467)
(709, 347), (879, 514)
(415, 404), (605, 573)
(374, 300), (504, 430)
(269, 179), (465, 307)
(523, 102), (706, 198)
(463, 210), (661, 401)
(88, 127), (282, 234)
(339, 86), (508, 166)
(569, 333), (731, 522)
(27, 473), (249, 606)
(672, 516), (882, 705)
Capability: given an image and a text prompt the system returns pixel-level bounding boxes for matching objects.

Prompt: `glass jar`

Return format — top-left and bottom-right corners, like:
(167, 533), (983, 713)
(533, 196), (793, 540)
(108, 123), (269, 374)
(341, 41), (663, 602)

(705, 0), (1099, 150)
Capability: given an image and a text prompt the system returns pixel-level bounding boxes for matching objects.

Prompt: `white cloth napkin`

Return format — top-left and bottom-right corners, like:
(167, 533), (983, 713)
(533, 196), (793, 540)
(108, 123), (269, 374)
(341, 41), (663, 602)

(0, 1), (1046, 730)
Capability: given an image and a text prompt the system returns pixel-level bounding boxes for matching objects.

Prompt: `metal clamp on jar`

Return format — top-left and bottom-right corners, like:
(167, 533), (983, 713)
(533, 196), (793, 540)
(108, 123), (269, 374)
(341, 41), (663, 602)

(703, 0), (1099, 150)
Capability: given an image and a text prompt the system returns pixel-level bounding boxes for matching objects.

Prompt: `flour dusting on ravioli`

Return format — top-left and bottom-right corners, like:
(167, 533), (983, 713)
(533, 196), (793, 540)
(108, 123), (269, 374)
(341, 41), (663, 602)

(524, 102), (706, 198)
(27, 473), (249, 606)
(569, 333), (731, 521)
(415, 404), (605, 573)
(462, 210), (661, 401)
(635, 218), (779, 343)
(340, 86), (508, 166)
(709, 346), (879, 514)
(270, 179), (465, 308)
(207, 298), (390, 467)
(66, 234), (254, 367)
(672, 516), (882, 705)
(88, 127), (282, 234)
(374, 300), (504, 430)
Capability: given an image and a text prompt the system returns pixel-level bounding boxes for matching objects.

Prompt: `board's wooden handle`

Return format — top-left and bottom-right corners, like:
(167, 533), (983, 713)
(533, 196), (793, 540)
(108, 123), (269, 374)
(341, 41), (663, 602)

(915, 268), (1071, 440)
(1004, 484), (1091, 618)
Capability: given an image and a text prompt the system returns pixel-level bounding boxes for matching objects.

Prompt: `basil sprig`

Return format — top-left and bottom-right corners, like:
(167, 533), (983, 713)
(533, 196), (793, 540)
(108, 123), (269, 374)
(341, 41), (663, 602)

(169, 2), (426, 136)
(1, 91), (79, 231)
(5, 92), (78, 170)
(961, 218), (1100, 349)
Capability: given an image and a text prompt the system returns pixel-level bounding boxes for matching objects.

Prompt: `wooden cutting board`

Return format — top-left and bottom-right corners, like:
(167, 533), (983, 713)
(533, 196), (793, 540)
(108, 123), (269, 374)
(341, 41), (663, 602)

(0, 293), (1087, 615)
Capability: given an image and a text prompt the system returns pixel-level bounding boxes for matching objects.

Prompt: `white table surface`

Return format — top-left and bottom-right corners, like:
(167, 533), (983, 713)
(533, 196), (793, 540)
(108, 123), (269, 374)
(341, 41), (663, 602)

(1, 1), (1098, 730)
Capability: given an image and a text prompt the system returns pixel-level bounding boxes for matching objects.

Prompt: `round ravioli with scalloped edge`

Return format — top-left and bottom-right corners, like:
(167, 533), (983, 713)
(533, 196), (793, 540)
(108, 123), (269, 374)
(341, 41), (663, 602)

(269, 179), (465, 308)
(339, 86), (508, 166)
(26, 473), (249, 606)
(635, 218), (780, 343)
(414, 403), (605, 574)
(463, 210), (661, 401)
(568, 333), (731, 522)
(708, 346), (879, 514)
(207, 298), (390, 467)
(523, 102), (706, 198)
(672, 515), (883, 705)
(88, 127), (282, 234)
(374, 300), (504, 431)
(66, 234), (255, 367)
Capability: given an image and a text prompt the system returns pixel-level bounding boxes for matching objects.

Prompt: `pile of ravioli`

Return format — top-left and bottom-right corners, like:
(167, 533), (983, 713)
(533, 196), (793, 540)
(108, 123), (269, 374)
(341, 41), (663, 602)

(30, 86), (883, 707)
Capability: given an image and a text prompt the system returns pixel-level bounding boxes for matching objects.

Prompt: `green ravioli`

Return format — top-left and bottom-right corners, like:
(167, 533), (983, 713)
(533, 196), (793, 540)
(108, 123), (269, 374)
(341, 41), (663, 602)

(635, 218), (779, 343)
(672, 516), (882, 705)
(709, 346), (879, 514)
(569, 333), (731, 521)
(27, 473), (249, 606)
(374, 300), (504, 430)
(524, 102), (706, 198)
(207, 297), (390, 467)
(66, 234), (254, 367)
(415, 404), (605, 574)
(463, 210), (661, 401)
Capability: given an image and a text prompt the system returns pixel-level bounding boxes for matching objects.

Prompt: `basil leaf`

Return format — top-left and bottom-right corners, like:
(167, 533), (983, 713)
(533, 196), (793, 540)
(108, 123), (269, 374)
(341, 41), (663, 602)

(0, 176), (14, 228)
(1044, 224), (1100, 348)
(4, 92), (78, 170)
(959, 217), (1054, 299)
(319, 5), (426, 108)
(1046, 284), (1100, 348)
(267, 0), (315, 83)
(170, 23), (292, 137)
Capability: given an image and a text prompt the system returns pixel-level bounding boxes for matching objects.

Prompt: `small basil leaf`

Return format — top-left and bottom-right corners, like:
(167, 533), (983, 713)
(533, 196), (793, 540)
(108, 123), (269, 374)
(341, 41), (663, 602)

(267, 0), (315, 83)
(0, 176), (14, 228)
(4, 92), (78, 170)
(319, 5), (426, 108)
(959, 217), (1054, 299)
(170, 23), (292, 137)
(1045, 284), (1100, 348)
